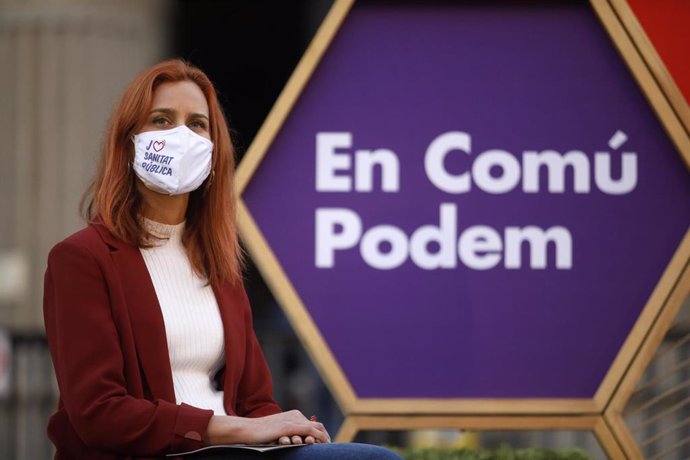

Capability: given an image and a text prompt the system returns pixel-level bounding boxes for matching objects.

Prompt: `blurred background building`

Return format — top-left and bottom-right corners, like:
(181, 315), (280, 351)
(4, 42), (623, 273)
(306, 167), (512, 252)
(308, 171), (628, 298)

(0, 1), (687, 459)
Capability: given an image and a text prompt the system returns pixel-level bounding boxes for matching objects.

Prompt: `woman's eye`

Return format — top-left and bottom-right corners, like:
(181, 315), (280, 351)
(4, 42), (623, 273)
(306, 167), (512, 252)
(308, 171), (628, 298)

(190, 120), (207, 130)
(152, 117), (169, 126)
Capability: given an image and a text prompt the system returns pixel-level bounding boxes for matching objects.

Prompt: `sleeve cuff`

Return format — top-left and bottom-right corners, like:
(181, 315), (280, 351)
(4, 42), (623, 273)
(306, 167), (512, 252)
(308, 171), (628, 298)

(171, 403), (214, 452)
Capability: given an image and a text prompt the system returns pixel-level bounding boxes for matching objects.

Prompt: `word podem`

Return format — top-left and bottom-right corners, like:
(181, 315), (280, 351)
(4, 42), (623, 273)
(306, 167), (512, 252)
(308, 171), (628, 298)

(314, 131), (637, 271)
(316, 204), (572, 270)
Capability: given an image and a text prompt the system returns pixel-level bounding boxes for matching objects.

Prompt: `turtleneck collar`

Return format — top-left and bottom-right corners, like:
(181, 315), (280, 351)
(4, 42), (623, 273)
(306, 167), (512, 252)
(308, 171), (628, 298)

(141, 216), (185, 243)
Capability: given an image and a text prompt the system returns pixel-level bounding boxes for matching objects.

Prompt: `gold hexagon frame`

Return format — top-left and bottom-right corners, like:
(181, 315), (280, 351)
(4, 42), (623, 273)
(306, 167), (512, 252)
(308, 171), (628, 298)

(235, 0), (690, 456)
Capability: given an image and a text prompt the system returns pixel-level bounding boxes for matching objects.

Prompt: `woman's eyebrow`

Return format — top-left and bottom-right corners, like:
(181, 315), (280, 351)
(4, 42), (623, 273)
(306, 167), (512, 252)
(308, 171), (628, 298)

(150, 107), (173, 113)
(149, 108), (208, 120)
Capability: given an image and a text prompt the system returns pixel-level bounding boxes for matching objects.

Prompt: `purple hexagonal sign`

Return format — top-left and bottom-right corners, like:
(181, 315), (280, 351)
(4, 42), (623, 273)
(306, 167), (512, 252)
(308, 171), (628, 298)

(240, 0), (690, 402)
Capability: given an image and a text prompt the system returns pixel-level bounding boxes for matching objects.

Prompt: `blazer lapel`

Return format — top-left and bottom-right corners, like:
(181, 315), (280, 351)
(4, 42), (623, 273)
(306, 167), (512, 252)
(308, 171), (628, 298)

(93, 223), (176, 402)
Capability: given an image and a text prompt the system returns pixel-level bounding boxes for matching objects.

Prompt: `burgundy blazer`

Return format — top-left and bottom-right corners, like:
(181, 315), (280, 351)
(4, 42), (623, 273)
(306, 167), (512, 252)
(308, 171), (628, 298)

(43, 222), (281, 459)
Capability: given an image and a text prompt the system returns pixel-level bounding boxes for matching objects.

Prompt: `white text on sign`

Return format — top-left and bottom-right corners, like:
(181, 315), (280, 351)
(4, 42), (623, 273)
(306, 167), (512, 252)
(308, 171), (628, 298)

(314, 130), (636, 270)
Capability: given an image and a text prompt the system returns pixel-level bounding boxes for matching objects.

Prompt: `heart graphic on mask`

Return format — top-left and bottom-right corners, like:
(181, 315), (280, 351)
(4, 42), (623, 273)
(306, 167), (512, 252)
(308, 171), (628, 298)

(153, 140), (166, 152)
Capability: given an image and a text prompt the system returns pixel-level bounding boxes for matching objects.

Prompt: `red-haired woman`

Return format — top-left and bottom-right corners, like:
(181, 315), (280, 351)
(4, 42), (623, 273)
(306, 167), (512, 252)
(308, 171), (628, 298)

(43, 60), (401, 460)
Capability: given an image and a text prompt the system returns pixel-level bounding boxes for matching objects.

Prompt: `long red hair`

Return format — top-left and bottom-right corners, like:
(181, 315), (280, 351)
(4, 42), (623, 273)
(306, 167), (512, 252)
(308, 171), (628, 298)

(82, 59), (243, 287)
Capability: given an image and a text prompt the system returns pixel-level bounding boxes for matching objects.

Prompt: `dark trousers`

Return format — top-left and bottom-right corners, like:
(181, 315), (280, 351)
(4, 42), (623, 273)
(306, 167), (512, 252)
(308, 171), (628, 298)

(185, 443), (402, 460)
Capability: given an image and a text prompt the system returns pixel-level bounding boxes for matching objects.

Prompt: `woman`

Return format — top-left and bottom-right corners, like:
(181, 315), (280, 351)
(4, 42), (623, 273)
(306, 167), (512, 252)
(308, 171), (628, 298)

(43, 59), (400, 460)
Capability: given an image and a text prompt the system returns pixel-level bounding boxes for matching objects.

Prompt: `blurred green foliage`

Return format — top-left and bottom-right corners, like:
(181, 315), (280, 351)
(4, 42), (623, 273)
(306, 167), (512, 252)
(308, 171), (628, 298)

(392, 443), (591, 460)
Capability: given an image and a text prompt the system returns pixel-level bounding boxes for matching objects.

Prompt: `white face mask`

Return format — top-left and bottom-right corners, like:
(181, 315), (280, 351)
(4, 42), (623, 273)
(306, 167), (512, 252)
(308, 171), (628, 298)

(132, 125), (213, 195)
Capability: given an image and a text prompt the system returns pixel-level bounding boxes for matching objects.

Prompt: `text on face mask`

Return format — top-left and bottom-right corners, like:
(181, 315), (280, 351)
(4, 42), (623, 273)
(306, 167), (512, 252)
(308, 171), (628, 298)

(141, 150), (174, 176)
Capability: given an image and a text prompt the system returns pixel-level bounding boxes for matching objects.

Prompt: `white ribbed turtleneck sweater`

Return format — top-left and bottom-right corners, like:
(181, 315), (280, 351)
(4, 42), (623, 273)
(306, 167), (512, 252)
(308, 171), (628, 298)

(139, 219), (226, 415)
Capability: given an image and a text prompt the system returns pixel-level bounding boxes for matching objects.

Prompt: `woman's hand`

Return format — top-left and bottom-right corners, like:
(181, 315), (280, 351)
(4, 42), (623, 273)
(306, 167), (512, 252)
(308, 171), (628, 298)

(206, 410), (330, 446)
